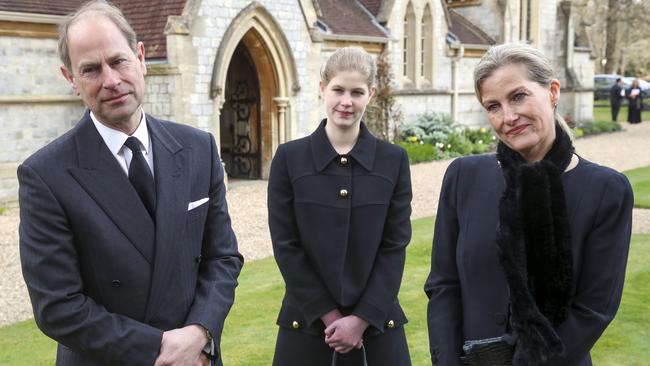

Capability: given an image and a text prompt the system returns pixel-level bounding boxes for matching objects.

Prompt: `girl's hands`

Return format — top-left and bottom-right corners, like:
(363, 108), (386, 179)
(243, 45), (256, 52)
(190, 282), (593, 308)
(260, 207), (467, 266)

(324, 315), (369, 353)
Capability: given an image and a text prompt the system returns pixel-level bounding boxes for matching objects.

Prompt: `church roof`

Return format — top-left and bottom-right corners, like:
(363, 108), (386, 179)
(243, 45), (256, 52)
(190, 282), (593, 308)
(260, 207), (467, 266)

(358, 0), (382, 16)
(447, 9), (495, 45)
(0, 0), (85, 15)
(315, 0), (388, 40)
(2, 0), (496, 57)
(112, 0), (186, 59)
(0, 0), (185, 60)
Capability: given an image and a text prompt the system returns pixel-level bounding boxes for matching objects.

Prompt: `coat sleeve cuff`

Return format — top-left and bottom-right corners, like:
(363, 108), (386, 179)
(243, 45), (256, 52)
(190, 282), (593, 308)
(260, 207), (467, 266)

(301, 295), (339, 327)
(352, 300), (386, 332)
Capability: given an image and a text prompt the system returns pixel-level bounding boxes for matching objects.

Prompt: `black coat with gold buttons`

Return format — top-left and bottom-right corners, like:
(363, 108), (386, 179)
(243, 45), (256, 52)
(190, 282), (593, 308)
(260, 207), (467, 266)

(268, 120), (412, 337)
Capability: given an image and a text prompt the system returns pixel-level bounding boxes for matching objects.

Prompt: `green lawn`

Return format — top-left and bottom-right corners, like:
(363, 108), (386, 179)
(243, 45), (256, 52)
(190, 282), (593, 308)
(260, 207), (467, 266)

(593, 102), (629, 123)
(1, 218), (649, 365)
(624, 166), (650, 208)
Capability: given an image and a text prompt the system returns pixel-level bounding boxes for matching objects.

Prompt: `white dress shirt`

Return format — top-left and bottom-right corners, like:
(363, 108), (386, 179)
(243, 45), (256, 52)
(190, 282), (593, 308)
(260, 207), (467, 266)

(90, 109), (155, 177)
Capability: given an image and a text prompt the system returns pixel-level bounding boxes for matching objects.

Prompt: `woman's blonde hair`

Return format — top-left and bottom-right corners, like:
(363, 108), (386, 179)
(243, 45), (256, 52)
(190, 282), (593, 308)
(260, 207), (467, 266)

(473, 43), (573, 140)
(320, 47), (376, 88)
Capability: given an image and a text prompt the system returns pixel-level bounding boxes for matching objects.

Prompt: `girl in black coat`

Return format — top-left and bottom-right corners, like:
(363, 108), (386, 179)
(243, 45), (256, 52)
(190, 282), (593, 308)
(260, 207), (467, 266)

(269, 47), (413, 366)
(424, 44), (633, 366)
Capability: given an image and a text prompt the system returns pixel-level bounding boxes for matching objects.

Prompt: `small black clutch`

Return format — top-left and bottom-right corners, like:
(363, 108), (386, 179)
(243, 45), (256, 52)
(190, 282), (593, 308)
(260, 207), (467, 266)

(461, 335), (515, 366)
(331, 344), (368, 366)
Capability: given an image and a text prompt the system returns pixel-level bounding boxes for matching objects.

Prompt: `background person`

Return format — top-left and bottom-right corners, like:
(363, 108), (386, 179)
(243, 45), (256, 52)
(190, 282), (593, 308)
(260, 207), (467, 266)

(18, 2), (243, 365)
(609, 77), (623, 122)
(424, 43), (633, 366)
(268, 47), (413, 366)
(626, 79), (644, 124)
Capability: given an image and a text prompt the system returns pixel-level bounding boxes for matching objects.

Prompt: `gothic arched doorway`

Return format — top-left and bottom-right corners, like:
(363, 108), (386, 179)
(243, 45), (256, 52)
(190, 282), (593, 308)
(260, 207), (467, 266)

(220, 42), (261, 179)
(210, 3), (300, 179)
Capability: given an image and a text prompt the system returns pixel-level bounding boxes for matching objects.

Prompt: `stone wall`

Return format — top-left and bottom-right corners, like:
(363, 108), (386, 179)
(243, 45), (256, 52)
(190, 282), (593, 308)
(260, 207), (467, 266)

(142, 73), (176, 121)
(453, 1), (504, 42)
(385, 0), (489, 128)
(560, 49), (595, 123)
(396, 91), (488, 128)
(0, 35), (85, 203)
(186, 0), (317, 138)
(0, 36), (69, 95)
(0, 0), (598, 201)
(0, 36), (177, 202)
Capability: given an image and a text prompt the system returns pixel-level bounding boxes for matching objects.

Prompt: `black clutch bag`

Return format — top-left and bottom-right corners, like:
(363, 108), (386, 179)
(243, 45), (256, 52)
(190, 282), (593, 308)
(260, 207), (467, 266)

(331, 344), (368, 366)
(461, 335), (514, 366)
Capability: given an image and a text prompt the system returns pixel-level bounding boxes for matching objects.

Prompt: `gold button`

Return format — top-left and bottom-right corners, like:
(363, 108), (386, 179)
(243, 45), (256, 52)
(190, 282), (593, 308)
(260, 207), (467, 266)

(292, 321), (300, 329)
(340, 156), (348, 165)
(339, 189), (348, 198)
(387, 320), (395, 328)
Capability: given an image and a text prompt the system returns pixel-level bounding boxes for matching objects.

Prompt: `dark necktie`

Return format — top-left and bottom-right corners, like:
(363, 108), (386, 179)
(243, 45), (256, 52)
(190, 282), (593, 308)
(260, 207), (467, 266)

(124, 136), (156, 219)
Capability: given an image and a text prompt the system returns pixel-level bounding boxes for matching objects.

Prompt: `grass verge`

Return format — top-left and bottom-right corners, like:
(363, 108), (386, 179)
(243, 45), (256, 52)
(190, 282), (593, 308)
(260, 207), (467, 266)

(623, 166), (650, 208)
(1, 218), (648, 365)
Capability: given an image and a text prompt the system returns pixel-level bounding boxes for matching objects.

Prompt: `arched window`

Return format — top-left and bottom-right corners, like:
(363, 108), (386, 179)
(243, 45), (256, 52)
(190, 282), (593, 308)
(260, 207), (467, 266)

(421, 3), (433, 84)
(403, 2), (416, 82)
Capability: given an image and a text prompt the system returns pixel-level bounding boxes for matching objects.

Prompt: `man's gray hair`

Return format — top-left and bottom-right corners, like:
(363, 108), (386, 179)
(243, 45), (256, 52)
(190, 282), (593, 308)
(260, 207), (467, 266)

(58, 1), (137, 73)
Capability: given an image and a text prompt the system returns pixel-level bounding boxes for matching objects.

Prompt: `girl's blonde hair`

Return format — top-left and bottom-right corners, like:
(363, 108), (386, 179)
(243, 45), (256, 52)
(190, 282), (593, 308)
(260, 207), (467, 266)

(321, 47), (376, 88)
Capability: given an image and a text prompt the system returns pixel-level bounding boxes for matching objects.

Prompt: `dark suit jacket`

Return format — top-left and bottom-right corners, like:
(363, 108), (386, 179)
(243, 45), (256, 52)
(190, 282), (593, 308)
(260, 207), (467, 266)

(424, 154), (633, 366)
(268, 120), (412, 338)
(609, 83), (623, 106)
(18, 112), (243, 365)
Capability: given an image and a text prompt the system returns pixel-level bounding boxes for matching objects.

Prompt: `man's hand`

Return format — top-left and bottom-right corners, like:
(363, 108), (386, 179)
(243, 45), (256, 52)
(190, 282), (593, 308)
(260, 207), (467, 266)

(324, 315), (369, 353)
(154, 324), (209, 366)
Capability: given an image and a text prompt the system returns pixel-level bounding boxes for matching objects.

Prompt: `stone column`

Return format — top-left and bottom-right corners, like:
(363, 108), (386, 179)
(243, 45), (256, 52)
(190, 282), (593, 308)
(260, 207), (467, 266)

(273, 97), (290, 146)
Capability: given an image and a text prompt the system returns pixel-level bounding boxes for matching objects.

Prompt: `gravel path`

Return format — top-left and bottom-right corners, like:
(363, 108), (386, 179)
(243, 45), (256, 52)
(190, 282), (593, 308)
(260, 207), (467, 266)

(2, 122), (650, 326)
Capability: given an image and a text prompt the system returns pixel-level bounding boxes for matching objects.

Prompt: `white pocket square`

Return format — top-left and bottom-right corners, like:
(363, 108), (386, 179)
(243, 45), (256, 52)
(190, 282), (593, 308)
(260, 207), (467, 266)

(188, 197), (209, 211)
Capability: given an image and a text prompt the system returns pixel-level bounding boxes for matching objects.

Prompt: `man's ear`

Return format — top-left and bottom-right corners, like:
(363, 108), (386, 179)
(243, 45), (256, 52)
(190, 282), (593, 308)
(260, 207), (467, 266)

(60, 66), (79, 96)
(137, 41), (147, 76)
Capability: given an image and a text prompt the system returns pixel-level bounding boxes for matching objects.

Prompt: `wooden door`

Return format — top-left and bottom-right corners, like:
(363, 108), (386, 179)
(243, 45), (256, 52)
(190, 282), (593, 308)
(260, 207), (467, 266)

(220, 42), (261, 179)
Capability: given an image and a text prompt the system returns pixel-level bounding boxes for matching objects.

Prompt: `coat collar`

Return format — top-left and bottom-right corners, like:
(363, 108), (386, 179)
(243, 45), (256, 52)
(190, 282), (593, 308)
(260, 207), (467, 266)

(310, 119), (377, 172)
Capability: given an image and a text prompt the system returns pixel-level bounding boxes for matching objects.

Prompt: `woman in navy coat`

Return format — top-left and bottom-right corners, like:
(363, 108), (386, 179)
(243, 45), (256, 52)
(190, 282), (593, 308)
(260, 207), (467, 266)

(424, 44), (633, 366)
(269, 47), (412, 366)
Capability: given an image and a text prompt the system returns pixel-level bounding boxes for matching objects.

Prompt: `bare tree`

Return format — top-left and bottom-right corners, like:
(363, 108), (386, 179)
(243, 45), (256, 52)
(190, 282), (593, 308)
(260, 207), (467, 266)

(574, 0), (650, 75)
(604, 0), (619, 73)
(365, 50), (403, 141)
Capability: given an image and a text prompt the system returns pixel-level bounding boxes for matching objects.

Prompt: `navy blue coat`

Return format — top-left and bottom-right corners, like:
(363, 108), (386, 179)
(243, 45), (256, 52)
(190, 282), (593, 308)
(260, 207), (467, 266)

(424, 154), (633, 365)
(268, 120), (412, 337)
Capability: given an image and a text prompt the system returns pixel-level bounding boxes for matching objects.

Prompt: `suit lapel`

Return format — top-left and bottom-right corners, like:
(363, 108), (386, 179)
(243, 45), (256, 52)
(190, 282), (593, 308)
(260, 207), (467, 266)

(68, 113), (156, 264)
(144, 116), (191, 321)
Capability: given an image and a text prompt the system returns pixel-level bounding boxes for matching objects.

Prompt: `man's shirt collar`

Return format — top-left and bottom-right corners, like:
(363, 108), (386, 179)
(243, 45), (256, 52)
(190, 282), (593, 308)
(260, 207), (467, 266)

(90, 109), (150, 155)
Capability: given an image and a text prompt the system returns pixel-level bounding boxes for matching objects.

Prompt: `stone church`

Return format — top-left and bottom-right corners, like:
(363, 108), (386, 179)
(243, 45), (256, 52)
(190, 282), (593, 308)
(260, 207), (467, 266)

(0, 0), (594, 201)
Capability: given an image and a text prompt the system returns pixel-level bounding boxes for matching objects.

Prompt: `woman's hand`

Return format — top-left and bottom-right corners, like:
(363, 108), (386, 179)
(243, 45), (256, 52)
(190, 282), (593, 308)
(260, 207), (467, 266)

(324, 315), (369, 353)
(321, 308), (344, 328)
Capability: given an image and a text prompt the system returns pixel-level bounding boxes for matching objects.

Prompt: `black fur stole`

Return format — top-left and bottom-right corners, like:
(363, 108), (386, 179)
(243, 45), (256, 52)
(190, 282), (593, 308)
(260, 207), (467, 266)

(496, 124), (575, 366)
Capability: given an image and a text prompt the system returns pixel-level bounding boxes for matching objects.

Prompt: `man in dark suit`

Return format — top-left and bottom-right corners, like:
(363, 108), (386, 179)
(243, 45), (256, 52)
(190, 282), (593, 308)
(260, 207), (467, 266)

(18, 2), (243, 365)
(610, 77), (624, 122)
